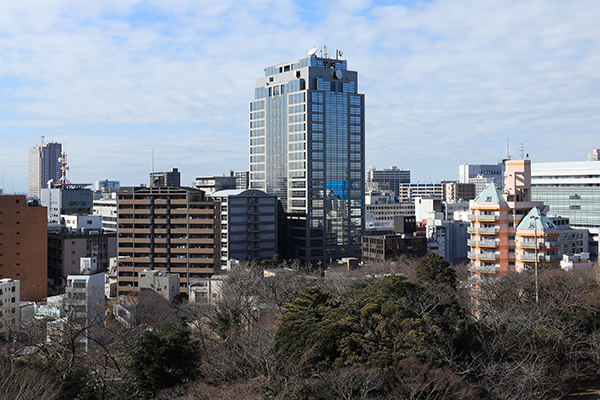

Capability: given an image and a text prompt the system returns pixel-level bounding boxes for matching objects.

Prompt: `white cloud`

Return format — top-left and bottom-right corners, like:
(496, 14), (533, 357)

(0, 0), (599, 193)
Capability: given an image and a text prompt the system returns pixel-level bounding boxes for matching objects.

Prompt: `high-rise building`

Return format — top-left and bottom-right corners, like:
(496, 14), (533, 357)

(249, 51), (365, 263)
(150, 168), (181, 188)
(28, 139), (62, 199)
(116, 186), (220, 296)
(367, 165), (410, 197)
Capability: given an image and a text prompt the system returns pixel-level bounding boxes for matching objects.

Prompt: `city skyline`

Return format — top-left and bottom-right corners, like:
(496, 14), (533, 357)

(1, 0), (600, 194)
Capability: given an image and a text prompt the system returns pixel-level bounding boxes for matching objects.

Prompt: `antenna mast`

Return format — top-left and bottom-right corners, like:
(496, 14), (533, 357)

(56, 151), (72, 185)
(520, 143), (524, 160)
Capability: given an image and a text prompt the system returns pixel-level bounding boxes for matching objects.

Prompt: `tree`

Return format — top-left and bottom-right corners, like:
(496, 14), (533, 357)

(274, 276), (476, 373)
(414, 253), (458, 289)
(388, 357), (480, 400)
(121, 321), (201, 398)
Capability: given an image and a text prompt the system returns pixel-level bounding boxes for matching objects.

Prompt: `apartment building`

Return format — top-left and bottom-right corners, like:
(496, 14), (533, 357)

(467, 159), (559, 310)
(117, 186), (220, 296)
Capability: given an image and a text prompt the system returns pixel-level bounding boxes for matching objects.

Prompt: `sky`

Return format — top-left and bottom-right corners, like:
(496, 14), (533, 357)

(1, 0), (599, 194)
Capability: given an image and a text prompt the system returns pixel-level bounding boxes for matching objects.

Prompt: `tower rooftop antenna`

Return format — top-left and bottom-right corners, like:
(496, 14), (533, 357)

(56, 151), (72, 185)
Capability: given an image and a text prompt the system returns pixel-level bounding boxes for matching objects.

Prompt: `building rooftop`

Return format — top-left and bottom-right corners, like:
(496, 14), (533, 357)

(473, 183), (507, 204)
(209, 189), (272, 197)
(517, 207), (558, 230)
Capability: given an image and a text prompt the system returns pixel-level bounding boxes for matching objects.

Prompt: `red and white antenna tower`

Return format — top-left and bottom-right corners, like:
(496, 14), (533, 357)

(56, 151), (72, 185)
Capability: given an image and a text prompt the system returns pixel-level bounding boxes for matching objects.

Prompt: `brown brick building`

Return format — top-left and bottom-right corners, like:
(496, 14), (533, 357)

(0, 195), (48, 301)
(117, 186), (220, 296)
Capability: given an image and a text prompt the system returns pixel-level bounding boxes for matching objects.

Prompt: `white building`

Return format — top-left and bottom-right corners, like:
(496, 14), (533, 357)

(138, 269), (179, 302)
(92, 195), (118, 232)
(63, 272), (106, 350)
(188, 275), (226, 302)
(62, 214), (103, 233)
(0, 279), (19, 335)
(560, 253), (593, 271)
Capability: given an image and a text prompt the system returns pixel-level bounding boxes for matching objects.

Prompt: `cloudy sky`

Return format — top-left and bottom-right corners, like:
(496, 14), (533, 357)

(1, 0), (599, 194)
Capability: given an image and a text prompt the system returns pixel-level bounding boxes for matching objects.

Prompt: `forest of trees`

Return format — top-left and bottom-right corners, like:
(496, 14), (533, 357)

(2, 253), (600, 399)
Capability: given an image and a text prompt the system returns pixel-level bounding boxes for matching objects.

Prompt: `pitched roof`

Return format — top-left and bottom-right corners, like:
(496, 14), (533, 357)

(517, 207), (558, 230)
(473, 182), (507, 205)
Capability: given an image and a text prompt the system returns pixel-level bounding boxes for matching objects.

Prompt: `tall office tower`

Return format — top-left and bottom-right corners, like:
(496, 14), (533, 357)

(28, 139), (62, 199)
(250, 51), (365, 263)
(367, 165), (410, 197)
(116, 186), (220, 296)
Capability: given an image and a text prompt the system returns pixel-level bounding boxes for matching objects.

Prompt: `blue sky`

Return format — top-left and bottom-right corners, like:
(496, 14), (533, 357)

(1, 0), (599, 194)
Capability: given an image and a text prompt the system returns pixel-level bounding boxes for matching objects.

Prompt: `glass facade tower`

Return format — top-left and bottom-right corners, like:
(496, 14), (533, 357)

(250, 54), (365, 263)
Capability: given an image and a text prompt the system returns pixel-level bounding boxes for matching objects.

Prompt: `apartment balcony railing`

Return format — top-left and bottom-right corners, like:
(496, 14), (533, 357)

(519, 254), (562, 261)
(468, 239), (499, 247)
(468, 264), (499, 274)
(476, 227), (499, 234)
(477, 215), (499, 222)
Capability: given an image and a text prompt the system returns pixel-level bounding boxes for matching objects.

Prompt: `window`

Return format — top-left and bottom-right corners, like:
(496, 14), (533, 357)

(73, 280), (87, 288)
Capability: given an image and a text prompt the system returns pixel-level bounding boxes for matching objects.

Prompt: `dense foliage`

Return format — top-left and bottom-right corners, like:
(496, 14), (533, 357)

(121, 321), (201, 398)
(3, 254), (600, 399)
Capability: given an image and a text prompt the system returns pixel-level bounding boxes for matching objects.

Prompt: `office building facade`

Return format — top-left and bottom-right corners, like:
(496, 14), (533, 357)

(367, 165), (410, 197)
(41, 186), (94, 224)
(250, 53), (365, 262)
(28, 140), (62, 199)
(531, 161), (600, 254)
(459, 163), (504, 188)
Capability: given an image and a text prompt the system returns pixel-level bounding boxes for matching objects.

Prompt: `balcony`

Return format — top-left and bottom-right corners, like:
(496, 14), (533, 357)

(468, 239), (499, 247)
(516, 240), (537, 249)
(477, 215), (499, 222)
(519, 254), (561, 261)
(468, 251), (499, 261)
(544, 240), (561, 248)
(469, 264), (499, 274)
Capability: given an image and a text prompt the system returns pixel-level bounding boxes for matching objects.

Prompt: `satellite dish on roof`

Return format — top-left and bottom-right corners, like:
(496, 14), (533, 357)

(307, 47), (317, 57)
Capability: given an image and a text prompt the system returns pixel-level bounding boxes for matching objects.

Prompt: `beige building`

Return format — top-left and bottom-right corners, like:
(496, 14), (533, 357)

(117, 186), (220, 296)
